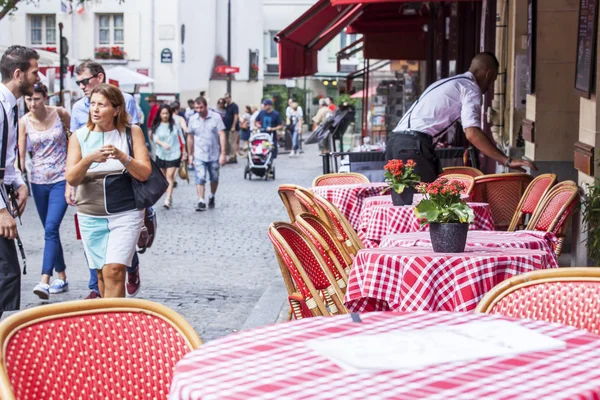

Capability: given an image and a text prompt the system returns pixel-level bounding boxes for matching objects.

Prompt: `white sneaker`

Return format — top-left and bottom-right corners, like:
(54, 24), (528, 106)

(33, 283), (50, 300)
(49, 278), (69, 294)
(289, 150), (295, 157)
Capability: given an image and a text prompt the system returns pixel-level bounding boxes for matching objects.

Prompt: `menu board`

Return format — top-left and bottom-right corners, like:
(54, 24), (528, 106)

(575, 0), (599, 97)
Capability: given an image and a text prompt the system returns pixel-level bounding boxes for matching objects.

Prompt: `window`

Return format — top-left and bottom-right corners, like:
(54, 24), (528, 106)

(97, 14), (125, 46)
(29, 15), (56, 46)
(269, 31), (278, 58)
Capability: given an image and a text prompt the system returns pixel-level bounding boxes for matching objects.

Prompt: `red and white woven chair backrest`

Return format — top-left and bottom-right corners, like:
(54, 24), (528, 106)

(435, 174), (475, 196)
(0, 299), (201, 400)
(476, 268), (600, 335)
(278, 184), (308, 223)
(508, 173), (557, 231)
(269, 223), (347, 317)
(439, 166), (484, 178)
(294, 188), (330, 225)
(312, 173), (370, 187)
(312, 195), (364, 255)
(526, 183), (578, 234)
(472, 173), (533, 231)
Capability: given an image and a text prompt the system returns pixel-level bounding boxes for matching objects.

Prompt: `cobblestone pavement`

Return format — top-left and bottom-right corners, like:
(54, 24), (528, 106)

(4, 144), (322, 341)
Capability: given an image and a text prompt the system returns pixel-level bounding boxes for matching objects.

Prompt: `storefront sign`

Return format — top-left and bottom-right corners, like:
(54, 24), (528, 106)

(161, 48), (173, 64)
(575, 0), (599, 98)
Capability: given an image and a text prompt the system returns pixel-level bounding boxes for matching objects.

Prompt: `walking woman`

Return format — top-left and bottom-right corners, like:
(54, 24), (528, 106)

(18, 83), (71, 299)
(152, 104), (185, 209)
(239, 105), (252, 154)
(66, 84), (151, 298)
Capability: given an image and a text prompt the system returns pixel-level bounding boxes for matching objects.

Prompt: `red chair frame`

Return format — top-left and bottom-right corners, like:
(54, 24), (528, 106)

(507, 173), (557, 231)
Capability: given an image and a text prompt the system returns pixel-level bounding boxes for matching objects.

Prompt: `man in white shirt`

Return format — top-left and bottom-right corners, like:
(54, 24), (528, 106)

(387, 52), (535, 181)
(0, 45), (40, 318)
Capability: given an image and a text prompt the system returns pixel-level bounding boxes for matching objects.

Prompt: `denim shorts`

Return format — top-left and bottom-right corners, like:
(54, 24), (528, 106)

(194, 160), (220, 185)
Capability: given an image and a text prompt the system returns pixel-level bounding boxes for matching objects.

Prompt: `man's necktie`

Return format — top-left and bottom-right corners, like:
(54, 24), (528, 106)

(12, 105), (17, 129)
(12, 105), (20, 171)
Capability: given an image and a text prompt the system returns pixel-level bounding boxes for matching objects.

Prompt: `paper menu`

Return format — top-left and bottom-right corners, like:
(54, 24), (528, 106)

(306, 321), (567, 373)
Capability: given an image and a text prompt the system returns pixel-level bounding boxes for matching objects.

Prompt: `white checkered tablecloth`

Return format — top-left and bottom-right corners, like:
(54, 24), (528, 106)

(345, 247), (556, 313)
(169, 311), (600, 400)
(358, 203), (494, 248)
(312, 183), (389, 229)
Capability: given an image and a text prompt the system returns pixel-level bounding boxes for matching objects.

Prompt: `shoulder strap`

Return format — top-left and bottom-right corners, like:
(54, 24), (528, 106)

(0, 103), (8, 181)
(125, 126), (134, 157)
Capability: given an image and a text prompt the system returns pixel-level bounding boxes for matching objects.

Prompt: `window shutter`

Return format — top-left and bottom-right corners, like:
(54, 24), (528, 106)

(78, 12), (95, 60)
(124, 12), (141, 61)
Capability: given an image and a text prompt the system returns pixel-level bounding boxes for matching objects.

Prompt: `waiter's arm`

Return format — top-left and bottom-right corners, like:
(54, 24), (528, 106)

(465, 127), (537, 172)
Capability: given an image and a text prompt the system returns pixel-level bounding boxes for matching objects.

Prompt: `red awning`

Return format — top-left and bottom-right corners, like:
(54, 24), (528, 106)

(276, 0), (364, 78)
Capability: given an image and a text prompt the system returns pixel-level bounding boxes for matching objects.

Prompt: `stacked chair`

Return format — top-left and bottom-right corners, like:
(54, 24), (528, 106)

(312, 172), (370, 187)
(439, 166), (484, 178)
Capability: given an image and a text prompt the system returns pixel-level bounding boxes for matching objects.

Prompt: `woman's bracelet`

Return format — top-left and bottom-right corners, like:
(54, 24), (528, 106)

(122, 155), (132, 167)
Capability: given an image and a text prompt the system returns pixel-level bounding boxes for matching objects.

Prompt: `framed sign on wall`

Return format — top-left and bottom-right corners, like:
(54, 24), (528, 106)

(575, 0), (599, 98)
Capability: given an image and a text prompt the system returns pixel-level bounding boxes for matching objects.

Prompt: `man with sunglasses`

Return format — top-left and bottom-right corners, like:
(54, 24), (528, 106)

(70, 60), (142, 299)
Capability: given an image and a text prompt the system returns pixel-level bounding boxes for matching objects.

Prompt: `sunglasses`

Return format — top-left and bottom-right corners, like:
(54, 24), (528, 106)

(76, 75), (98, 87)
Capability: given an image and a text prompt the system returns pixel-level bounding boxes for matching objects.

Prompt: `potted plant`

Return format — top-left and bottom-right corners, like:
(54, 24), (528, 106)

(383, 159), (420, 206)
(414, 179), (475, 253)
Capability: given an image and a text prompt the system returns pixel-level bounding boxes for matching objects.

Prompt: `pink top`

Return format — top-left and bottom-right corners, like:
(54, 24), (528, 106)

(25, 112), (67, 185)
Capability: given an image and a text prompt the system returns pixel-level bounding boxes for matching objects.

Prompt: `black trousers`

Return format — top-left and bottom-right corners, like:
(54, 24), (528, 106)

(0, 236), (20, 312)
(385, 132), (441, 183)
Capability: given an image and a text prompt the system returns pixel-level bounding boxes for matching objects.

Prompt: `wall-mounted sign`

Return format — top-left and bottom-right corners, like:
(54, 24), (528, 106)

(161, 48), (173, 64)
(214, 65), (239, 74)
(575, 0), (599, 98)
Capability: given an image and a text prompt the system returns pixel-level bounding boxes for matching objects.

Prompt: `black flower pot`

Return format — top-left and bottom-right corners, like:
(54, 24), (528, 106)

(429, 223), (469, 253)
(391, 187), (415, 206)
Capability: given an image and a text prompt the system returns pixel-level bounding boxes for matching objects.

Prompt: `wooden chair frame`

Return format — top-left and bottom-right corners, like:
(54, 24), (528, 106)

(269, 222), (348, 317)
(273, 250), (312, 320)
(525, 182), (579, 256)
(475, 267), (600, 314)
(278, 184), (308, 223)
(0, 299), (202, 400)
(440, 166), (484, 178)
(312, 195), (364, 255)
(294, 188), (331, 225)
(507, 173), (557, 231)
(296, 213), (351, 287)
(312, 172), (370, 187)
(436, 174), (476, 196)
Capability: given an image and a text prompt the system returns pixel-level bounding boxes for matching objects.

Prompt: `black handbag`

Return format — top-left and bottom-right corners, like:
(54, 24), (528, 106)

(125, 127), (168, 209)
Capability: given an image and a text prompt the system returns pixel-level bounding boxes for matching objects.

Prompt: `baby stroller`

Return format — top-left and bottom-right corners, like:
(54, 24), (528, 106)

(244, 132), (275, 180)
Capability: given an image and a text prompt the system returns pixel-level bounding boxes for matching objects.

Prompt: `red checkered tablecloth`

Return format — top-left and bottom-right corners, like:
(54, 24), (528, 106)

(312, 183), (389, 229)
(358, 202), (494, 248)
(169, 311), (600, 400)
(345, 247), (556, 313)
(379, 230), (560, 268)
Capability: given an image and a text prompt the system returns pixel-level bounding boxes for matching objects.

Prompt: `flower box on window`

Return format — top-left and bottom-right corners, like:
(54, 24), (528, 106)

(95, 46), (127, 60)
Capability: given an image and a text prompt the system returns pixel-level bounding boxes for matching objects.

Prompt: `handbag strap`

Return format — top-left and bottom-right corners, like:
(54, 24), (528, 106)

(125, 126), (134, 158)
(0, 103), (8, 181)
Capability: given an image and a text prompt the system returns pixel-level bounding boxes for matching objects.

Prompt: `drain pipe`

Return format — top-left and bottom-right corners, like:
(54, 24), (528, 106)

(491, 0), (508, 147)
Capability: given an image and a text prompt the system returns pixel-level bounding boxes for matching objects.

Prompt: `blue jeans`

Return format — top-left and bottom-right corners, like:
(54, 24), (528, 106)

(194, 160), (220, 185)
(31, 181), (68, 277)
(292, 128), (300, 151)
(88, 252), (139, 292)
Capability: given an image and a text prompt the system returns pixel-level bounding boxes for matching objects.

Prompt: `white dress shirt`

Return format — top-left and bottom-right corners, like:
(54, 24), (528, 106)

(393, 72), (482, 138)
(0, 83), (25, 210)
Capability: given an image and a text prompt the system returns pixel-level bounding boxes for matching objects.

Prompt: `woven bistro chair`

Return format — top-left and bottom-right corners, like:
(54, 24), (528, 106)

(525, 182), (579, 256)
(295, 213), (352, 285)
(472, 173), (534, 231)
(435, 174), (475, 196)
(294, 187), (331, 225)
(278, 184), (309, 223)
(439, 166), (484, 178)
(269, 222), (348, 317)
(312, 172), (370, 187)
(475, 268), (600, 335)
(273, 249), (313, 320)
(0, 299), (202, 400)
(507, 173), (557, 231)
(313, 194), (364, 255)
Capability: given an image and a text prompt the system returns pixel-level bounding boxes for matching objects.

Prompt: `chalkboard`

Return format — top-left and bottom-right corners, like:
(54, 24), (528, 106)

(575, 0), (599, 98)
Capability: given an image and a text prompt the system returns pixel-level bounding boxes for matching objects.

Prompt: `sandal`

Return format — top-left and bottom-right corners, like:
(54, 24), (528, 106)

(163, 197), (172, 209)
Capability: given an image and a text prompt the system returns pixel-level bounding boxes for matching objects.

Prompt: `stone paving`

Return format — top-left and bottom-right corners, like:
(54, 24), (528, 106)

(4, 144), (322, 341)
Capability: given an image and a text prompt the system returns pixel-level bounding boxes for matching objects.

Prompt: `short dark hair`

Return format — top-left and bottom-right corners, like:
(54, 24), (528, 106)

(75, 60), (106, 82)
(187, 99), (194, 105)
(33, 82), (48, 97)
(194, 96), (207, 106)
(171, 101), (180, 110)
(1, 46), (39, 83)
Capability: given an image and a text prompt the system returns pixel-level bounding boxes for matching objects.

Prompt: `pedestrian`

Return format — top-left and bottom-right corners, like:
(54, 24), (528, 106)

(387, 52), (535, 182)
(170, 101), (189, 136)
(239, 105), (252, 154)
(250, 105), (259, 131)
(287, 101), (303, 157)
(255, 99), (283, 160)
(327, 96), (337, 112)
(18, 82), (71, 299)
(0, 45), (39, 320)
(285, 97), (303, 121)
(146, 94), (159, 135)
(215, 98), (226, 120)
(223, 92), (239, 164)
(71, 60), (142, 298)
(185, 99), (196, 121)
(186, 97), (226, 212)
(66, 84), (151, 299)
(312, 98), (330, 154)
(152, 104), (186, 209)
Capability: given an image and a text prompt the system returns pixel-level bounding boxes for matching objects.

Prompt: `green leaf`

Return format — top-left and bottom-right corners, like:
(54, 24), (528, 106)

(415, 200), (440, 223)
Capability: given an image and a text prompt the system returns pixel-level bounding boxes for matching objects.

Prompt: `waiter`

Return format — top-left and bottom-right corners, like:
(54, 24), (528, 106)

(387, 52), (536, 181)
(0, 46), (40, 319)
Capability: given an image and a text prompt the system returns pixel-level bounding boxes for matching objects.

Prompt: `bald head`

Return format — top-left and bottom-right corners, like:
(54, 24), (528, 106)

(469, 52), (499, 92)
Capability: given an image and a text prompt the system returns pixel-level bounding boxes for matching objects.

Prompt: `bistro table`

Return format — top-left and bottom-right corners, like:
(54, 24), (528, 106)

(358, 203), (495, 248)
(312, 182), (389, 229)
(169, 312), (600, 400)
(379, 230), (559, 268)
(345, 247), (555, 313)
